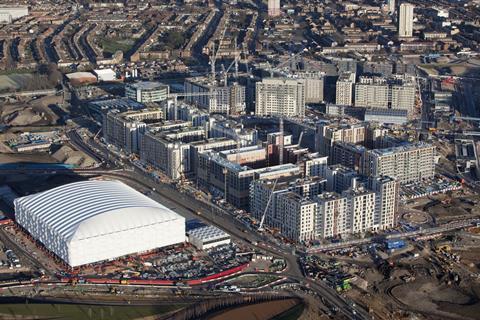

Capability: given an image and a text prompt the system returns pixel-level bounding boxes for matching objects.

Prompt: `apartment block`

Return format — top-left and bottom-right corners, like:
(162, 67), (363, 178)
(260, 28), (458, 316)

(140, 126), (205, 180)
(304, 154), (328, 177)
(331, 142), (368, 172)
(198, 150), (300, 209)
(315, 122), (366, 158)
(335, 72), (356, 106)
(255, 78), (306, 117)
(316, 193), (349, 238)
(316, 186), (376, 238)
(399, 3), (414, 37)
(185, 78), (246, 115)
(364, 142), (436, 183)
(369, 176), (399, 230)
(209, 117), (258, 146)
(189, 138), (238, 175)
(250, 176), (326, 238)
(354, 76), (416, 113)
(354, 77), (389, 108)
(324, 164), (358, 193)
(292, 71), (325, 103)
(102, 108), (163, 154)
(276, 192), (317, 242)
(343, 187), (376, 234)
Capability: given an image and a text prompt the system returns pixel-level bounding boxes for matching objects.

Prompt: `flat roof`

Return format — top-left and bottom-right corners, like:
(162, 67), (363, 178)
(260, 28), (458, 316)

(188, 225), (229, 242)
(128, 81), (168, 90)
(371, 141), (433, 156)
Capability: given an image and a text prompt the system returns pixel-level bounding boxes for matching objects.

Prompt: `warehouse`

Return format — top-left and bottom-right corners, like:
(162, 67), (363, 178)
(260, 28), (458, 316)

(14, 180), (185, 267)
(187, 225), (230, 250)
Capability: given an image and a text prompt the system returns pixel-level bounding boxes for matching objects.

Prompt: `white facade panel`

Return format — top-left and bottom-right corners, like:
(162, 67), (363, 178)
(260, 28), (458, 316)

(14, 180), (185, 267)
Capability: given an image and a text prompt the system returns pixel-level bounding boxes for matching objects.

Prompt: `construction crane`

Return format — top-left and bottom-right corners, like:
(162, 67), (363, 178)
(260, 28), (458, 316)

(93, 128), (102, 140)
(297, 130), (304, 147)
(209, 25), (228, 82)
(279, 118), (284, 165)
(221, 39), (244, 86)
(266, 50), (307, 77)
(258, 179), (278, 232)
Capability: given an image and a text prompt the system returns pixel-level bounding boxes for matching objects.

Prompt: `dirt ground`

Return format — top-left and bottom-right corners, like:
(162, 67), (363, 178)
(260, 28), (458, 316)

(416, 193), (480, 223)
(207, 299), (301, 320)
(0, 153), (57, 164)
(392, 280), (480, 320)
(1, 96), (63, 127)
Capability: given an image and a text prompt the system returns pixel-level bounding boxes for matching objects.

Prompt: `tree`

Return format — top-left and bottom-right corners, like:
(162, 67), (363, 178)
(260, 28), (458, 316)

(46, 63), (62, 86)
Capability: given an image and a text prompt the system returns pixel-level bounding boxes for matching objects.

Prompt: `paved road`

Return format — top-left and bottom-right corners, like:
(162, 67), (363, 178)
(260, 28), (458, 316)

(0, 167), (369, 319)
(1, 131), (371, 319)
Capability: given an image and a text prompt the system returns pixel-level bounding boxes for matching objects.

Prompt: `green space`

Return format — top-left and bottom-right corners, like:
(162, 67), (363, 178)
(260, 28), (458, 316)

(0, 303), (183, 320)
(152, 30), (185, 51)
(271, 303), (305, 320)
(101, 38), (135, 55)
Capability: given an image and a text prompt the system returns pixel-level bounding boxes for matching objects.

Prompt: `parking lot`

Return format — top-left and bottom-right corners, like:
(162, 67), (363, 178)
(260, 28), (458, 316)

(58, 242), (252, 283)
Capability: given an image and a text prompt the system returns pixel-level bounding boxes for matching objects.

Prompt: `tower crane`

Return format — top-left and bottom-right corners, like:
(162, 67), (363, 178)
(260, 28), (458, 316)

(209, 25), (228, 82)
(279, 117), (284, 165)
(221, 39), (247, 86)
(258, 179), (278, 232)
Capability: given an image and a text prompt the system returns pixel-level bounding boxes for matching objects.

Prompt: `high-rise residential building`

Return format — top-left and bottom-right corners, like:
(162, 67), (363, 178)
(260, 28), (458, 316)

(316, 185), (376, 238)
(291, 71), (325, 103)
(140, 126), (206, 180)
(324, 164), (358, 193)
(102, 108), (163, 154)
(343, 187), (376, 234)
(304, 155), (328, 177)
(184, 78), (246, 115)
(388, 0), (395, 14)
(369, 176), (399, 230)
(355, 77), (389, 108)
(335, 72), (356, 106)
(125, 81), (169, 103)
(208, 117), (258, 146)
(354, 76), (416, 113)
(198, 149), (300, 209)
(268, 0), (281, 17)
(255, 78), (305, 117)
(250, 176), (326, 240)
(399, 3), (414, 37)
(189, 138), (238, 175)
(331, 142), (368, 173)
(390, 80), (416, 112)
(364, 142), (436, 183)
(276, 192), (317, 241)
(316, 193), (349, 239)
(315, 122), (366, 158)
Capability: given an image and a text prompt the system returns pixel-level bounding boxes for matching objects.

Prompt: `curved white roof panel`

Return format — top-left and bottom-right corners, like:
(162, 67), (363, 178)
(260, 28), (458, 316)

(15, 180), (181, 241)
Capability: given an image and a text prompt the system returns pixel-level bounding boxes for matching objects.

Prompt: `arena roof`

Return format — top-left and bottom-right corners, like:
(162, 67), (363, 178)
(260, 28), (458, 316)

(14, 180), (182, 241)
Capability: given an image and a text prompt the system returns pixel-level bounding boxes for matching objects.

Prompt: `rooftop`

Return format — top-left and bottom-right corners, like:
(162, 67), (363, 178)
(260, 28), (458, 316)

(187, 225), (230, 242)
(128, 81), (168, 91)
(371, 141), (434, 156)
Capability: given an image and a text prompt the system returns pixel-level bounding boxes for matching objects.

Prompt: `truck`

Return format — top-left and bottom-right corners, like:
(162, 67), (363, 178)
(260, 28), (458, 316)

(385, 239), (406, 250)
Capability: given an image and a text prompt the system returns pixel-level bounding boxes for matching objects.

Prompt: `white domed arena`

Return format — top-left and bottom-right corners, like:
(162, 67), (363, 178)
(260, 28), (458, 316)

(14, 180), (185, 267)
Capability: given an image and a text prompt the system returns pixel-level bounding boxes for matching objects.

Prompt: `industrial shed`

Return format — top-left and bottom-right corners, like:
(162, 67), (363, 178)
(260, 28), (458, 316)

(187, 225), (230, 250)
(14, 180), (185, 267)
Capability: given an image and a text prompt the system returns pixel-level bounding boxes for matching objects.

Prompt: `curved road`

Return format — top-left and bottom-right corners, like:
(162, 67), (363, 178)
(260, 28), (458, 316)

(1, 167), (369, 319)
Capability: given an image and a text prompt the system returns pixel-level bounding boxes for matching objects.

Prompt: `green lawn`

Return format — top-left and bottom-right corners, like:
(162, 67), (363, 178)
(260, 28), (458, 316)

(100, 38), (135, 55)
(0, 303), (183, 320)
(271, 302), (305, 320)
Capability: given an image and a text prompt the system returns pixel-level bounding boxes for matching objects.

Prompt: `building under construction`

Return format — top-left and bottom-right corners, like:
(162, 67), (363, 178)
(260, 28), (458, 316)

(184, 77), (246, 115)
